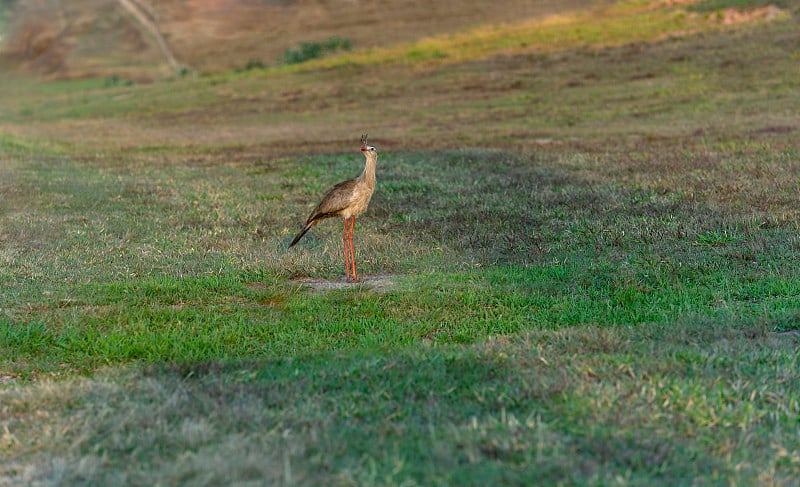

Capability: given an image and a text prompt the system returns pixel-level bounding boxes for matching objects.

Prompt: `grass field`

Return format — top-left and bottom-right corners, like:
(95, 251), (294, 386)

(2, 0), (800, 485)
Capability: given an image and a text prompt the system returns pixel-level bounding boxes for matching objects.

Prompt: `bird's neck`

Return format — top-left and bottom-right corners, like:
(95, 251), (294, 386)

(360, 154), (377, 187)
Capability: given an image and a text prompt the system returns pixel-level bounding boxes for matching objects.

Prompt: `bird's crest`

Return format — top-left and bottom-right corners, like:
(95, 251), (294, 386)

(360, 133), (369, 148)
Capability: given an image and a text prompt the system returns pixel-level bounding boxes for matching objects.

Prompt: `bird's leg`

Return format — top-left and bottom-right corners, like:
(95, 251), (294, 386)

(348, 217), (360, 282)
(343, 217), (351, 281)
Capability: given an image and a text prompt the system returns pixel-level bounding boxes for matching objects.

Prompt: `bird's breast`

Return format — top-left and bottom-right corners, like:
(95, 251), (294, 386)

(342, 184), (374, 218)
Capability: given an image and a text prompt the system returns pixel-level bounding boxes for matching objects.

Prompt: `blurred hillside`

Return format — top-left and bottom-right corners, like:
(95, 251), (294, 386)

(0, 0), (602, 80)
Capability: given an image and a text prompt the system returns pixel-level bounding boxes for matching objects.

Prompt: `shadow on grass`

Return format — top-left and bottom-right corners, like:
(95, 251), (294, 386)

(4, 319), (797, 485)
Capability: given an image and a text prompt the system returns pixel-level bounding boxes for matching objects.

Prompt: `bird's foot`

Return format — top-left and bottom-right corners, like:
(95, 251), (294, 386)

(345, 276), (365, 284)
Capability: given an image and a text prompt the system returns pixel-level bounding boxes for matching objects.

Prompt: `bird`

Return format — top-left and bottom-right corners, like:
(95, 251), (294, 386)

(289, 134), (378, 283)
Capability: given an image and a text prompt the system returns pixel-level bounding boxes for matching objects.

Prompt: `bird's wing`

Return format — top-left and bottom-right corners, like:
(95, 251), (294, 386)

(306, 178), (359, 223)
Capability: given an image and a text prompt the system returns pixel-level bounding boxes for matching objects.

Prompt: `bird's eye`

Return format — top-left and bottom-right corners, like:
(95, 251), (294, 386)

(370, 147), (376, 152)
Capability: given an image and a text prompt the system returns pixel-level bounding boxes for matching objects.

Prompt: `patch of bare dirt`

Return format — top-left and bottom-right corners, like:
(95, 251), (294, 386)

(719, 5), (785, 25)
(290, 274), (399, 293)
(660, 0), (699, 6)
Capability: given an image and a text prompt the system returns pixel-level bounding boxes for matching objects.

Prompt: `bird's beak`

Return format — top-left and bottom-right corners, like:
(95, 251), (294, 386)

(360, 146), (367, 151)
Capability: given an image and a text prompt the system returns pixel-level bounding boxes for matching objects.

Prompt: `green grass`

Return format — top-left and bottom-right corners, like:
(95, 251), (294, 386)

(3, 322), (798, 484)
(2, 146), (799, 484)
(282, 37), (353, 65)
(2, 1), (800, 484)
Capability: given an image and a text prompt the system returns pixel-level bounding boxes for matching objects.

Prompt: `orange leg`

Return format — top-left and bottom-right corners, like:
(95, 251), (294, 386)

(343, 217), (351, 281)
(348, 217), (358, 282)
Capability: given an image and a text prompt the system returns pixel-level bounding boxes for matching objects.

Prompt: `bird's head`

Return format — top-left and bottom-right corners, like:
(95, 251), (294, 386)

(360, 133), (377, 156)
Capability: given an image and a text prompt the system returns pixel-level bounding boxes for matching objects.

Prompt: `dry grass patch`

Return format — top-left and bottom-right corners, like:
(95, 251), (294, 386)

(0, 371), (301, 486)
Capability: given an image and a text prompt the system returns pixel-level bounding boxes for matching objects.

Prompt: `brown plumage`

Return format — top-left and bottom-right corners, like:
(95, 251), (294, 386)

(288, 134), (378, 282)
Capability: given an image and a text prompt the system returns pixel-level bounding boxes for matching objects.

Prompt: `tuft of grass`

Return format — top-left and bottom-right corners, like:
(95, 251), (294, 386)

(695, 230), (744, 247)
(282, 37), (353, 65)
(235, 58), (266, 72)
(0, 0), (12, 33)
(103, 74), (135, 88)
(689, 0), (790, 12)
